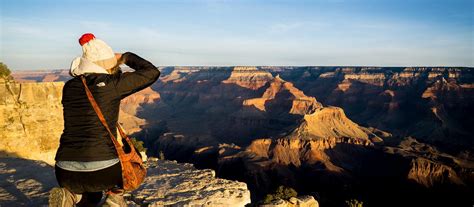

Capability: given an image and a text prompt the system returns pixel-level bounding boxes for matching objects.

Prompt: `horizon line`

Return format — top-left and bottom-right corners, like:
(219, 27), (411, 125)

(10, 65), (474, 72)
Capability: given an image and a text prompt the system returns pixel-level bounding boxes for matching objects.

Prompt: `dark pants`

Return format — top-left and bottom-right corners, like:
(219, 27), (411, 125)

(55, 162), (122, 206)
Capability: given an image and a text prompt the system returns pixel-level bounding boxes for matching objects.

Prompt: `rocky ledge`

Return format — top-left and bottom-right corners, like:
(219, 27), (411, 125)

(130, 158), (251, 206)
(0, 157), (251, 206)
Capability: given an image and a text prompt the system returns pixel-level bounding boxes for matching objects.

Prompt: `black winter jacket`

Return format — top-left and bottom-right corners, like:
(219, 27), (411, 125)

(55, 52), (160, 162)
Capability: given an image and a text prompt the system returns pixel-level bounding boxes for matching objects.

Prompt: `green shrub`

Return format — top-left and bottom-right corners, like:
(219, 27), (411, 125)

(158, 151), (165, 160)
(130, 138), (147, 152)
(0, 62), (11, 78)
(262, 194), (274, 204)
(346, 199), (364, 207)
(261, 185), (298, 204)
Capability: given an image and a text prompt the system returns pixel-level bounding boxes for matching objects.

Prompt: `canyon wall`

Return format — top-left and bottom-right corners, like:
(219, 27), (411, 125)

(0, 79), (64, 164)
(278, 67), (474, 152)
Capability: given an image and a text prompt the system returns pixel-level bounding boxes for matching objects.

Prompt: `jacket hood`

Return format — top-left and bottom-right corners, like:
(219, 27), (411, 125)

(70, 57), (109, 77)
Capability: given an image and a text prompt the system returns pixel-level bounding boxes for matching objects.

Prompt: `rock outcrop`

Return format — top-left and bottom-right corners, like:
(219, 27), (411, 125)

(384, 137), (470, 187)
(0, 157), (57, 206)
(0, 157), (252, 206)
(131, 159), (251, 206)
(236, 104), (374, 170)
(289, 107), (370, 141)
(243, 75), (322, 115)
(408, 157), (463, 187)
(222, 66), (274, 90)
(240, 106), (375, 171)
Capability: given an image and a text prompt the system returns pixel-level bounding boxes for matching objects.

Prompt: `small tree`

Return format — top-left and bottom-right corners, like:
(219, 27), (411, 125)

(158, 151), (165, 160)
(346, 199), (364, 207)
(261, 185), (298, 204)
(262, 194), (274, 204)
(130, 138), (147, 152)
(0, 62), (11, 78)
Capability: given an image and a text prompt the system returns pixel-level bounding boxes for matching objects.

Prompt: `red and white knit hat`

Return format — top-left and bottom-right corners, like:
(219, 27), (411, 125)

(70, 33), (117, 76)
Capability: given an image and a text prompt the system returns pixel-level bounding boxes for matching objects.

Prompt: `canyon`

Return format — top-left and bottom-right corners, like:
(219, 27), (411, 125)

(4, 66), (474, 206)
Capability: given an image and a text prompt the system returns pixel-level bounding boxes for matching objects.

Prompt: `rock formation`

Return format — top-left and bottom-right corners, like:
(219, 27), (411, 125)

(233, 105), (376, 174)
(384, 137), (469, 187)
(243, 75), (322, 115)
(222, 66), (274, 90)
(289, 107), (370, 141)
(131, 159), (251, 206)
(0, 157), (251, 206)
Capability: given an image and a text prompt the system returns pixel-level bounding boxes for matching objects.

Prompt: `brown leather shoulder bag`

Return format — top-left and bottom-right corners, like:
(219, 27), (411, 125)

(80, 76), (146, 191)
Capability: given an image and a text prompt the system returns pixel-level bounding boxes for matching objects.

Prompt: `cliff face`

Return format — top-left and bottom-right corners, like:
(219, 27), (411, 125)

(408, 157), (462, 187)
(119, 87), (160, 134)
(384, 137), (470, 187)
(0, 80), (64, 164)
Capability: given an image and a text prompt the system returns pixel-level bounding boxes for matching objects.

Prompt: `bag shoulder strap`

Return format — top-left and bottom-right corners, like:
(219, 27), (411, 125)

(80, 76), (125, 152)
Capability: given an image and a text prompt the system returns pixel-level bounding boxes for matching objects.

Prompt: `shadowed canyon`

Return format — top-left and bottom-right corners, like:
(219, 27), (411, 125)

(4, 66), (474, 206)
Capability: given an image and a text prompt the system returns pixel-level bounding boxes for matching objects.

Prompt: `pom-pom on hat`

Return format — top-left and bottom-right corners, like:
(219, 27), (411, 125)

(79, 33), (96, 46)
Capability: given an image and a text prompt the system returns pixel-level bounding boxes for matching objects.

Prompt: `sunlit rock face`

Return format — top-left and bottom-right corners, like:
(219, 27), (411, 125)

(0, 80), (64, 165)
(243, 75), (322, 115)
(132, 159), (251, 207)
(222, 66), (274, 90)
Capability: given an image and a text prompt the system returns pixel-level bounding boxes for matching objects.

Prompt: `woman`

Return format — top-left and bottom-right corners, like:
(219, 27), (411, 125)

(49, 33), (160, 207)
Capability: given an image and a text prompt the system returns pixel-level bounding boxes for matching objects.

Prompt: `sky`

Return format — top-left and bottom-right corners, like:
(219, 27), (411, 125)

(0, 0), (473, 70)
